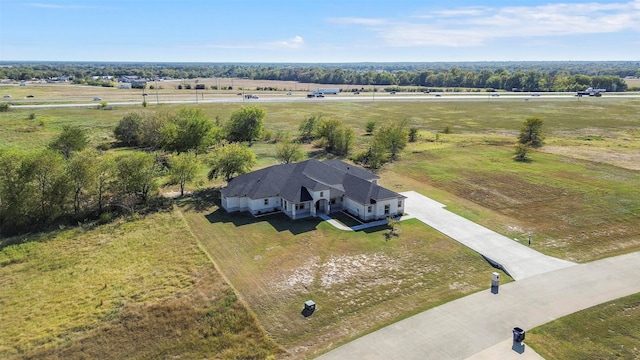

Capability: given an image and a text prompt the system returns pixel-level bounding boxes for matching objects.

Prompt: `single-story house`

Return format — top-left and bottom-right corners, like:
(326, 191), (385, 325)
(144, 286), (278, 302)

(220, 159), (406, 221)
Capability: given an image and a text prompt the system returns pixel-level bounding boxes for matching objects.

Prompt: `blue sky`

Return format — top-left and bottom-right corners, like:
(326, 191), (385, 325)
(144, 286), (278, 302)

(1, 0), (639, 62)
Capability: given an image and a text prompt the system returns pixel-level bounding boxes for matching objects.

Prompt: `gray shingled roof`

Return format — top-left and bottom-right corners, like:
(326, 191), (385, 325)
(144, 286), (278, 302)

(220, 159), (404, 205)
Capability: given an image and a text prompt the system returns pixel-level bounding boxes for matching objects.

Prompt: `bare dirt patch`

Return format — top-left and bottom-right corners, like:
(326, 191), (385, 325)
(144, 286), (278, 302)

(542, 145), (640, 170)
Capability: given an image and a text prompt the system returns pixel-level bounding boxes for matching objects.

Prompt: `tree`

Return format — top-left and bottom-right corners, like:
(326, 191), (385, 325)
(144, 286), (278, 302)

(96, 154), (115, 214)
(139, 111), (170, 148)
(49, 125), (88, 159)
(375, 120), (409, 160)
(30, 149), (70, 221)
(518, 117), (545, 148)
(0, 150), (36, 233)
(314, 118), (355, 156)
(332, 125), (355, 156)
(299, 115), (321, 142)
(513, 143), (531, 162)
(356, 138), (388, 170)
(207, 142), (256, 181)
(66, 149), (99, 215)
(115, 152), (160, 203)
(161, 107), (219, 153)
(408, 128), (419, 142)
(168, 152), (200, 196)
(114, 112), (142, 146)
(365, 120), (376, 135)
(225, 106), (265, 142)
(275, 140), (305, 164)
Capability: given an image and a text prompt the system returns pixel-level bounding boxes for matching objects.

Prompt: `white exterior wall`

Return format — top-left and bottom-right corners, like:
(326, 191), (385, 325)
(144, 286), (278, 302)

(248, 197), (280, 214)
(373, 198), (405, 219)
(343, 198), (366, 220)
(343, 197), (405, 221)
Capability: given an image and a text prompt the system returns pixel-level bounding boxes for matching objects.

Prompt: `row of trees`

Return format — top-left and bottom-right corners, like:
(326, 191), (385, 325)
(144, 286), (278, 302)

(1, 105), (269, 236)
(1, 62), (634, 92)
(296, 115), (415, 169)
(113, 106), (265, 152)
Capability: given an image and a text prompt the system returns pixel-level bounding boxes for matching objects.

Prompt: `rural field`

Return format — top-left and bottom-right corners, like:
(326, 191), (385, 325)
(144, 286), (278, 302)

(1, 82), (640, 358)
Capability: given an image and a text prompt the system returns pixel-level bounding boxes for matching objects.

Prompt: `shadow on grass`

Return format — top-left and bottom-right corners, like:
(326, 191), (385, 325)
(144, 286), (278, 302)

(205, 208), (322, 235)
(175, 188), (221, 212)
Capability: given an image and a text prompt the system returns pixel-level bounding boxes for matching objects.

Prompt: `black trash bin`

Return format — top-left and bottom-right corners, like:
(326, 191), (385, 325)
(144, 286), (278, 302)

(513, 327), (525, 343)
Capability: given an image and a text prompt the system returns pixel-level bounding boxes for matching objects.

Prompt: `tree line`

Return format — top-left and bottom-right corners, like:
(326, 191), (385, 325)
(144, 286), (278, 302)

(0, 105), (267, 237)
(0, 62), (635, 92)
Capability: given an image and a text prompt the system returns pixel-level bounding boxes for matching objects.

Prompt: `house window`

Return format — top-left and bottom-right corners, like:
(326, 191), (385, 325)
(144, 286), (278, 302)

(384, 204), (390, 214)
(398, 200), (402, 207)
(367, 206), (372, 213)
(320, 191), (324, 197)
(330, 199), (336, 205)
(264, 199), (269, 205)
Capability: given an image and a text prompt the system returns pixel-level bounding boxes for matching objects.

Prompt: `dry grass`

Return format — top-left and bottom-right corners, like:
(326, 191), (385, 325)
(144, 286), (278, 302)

(0, 210), (281, 359)
(179, 198), (510, 359)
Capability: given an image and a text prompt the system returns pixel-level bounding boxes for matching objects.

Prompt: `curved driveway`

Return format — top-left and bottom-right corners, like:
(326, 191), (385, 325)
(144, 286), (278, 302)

(401, 191), (575, 280)
(315, 191), (640, 359)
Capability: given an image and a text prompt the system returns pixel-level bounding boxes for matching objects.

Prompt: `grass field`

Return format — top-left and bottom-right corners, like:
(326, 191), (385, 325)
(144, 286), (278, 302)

(527, 292), (640, 359)
(178, 198), (511, 358)
(2, 85), (640, 358)
(0, 210), (281, 359)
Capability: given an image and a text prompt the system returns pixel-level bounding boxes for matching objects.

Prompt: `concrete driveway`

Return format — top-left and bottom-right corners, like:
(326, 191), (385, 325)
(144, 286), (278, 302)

(400, 191), (575, 280)
(316, 251), (640, 360)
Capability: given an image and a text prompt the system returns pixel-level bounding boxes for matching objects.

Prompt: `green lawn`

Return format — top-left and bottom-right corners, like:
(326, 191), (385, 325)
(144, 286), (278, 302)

(387, 139), (640, 262)
(528, 292), (640, 359)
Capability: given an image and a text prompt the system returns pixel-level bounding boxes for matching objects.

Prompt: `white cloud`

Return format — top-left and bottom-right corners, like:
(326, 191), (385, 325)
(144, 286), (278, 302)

(266, 35), (304, 49)
(338, 1), (640, 48)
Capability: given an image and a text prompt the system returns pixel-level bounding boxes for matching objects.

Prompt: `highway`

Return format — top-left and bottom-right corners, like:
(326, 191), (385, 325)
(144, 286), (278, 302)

(6, 92), (640, 109)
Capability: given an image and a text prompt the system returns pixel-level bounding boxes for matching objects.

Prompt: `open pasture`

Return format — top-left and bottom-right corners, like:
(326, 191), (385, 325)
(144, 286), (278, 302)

(0, 210), (281, 359)
(2, 86), (640, 358)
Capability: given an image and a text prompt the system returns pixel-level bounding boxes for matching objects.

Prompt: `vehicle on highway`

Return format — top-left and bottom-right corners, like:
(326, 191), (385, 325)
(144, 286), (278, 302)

(316, 93), (325, 98)
(576, 87), (605, 97)
(435, 93), (442, 97)
(286, 91), (292, 95)
(26, 95), (34, 98)
(354, 91), (360, 95)
(423, 90), (430, 94)
(491, 93), (499, 97)
(93, 97), (102, 101)
(3, 95), (11, 98)
(390, 91), (396, 95)
(531, 93), (540, 97)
